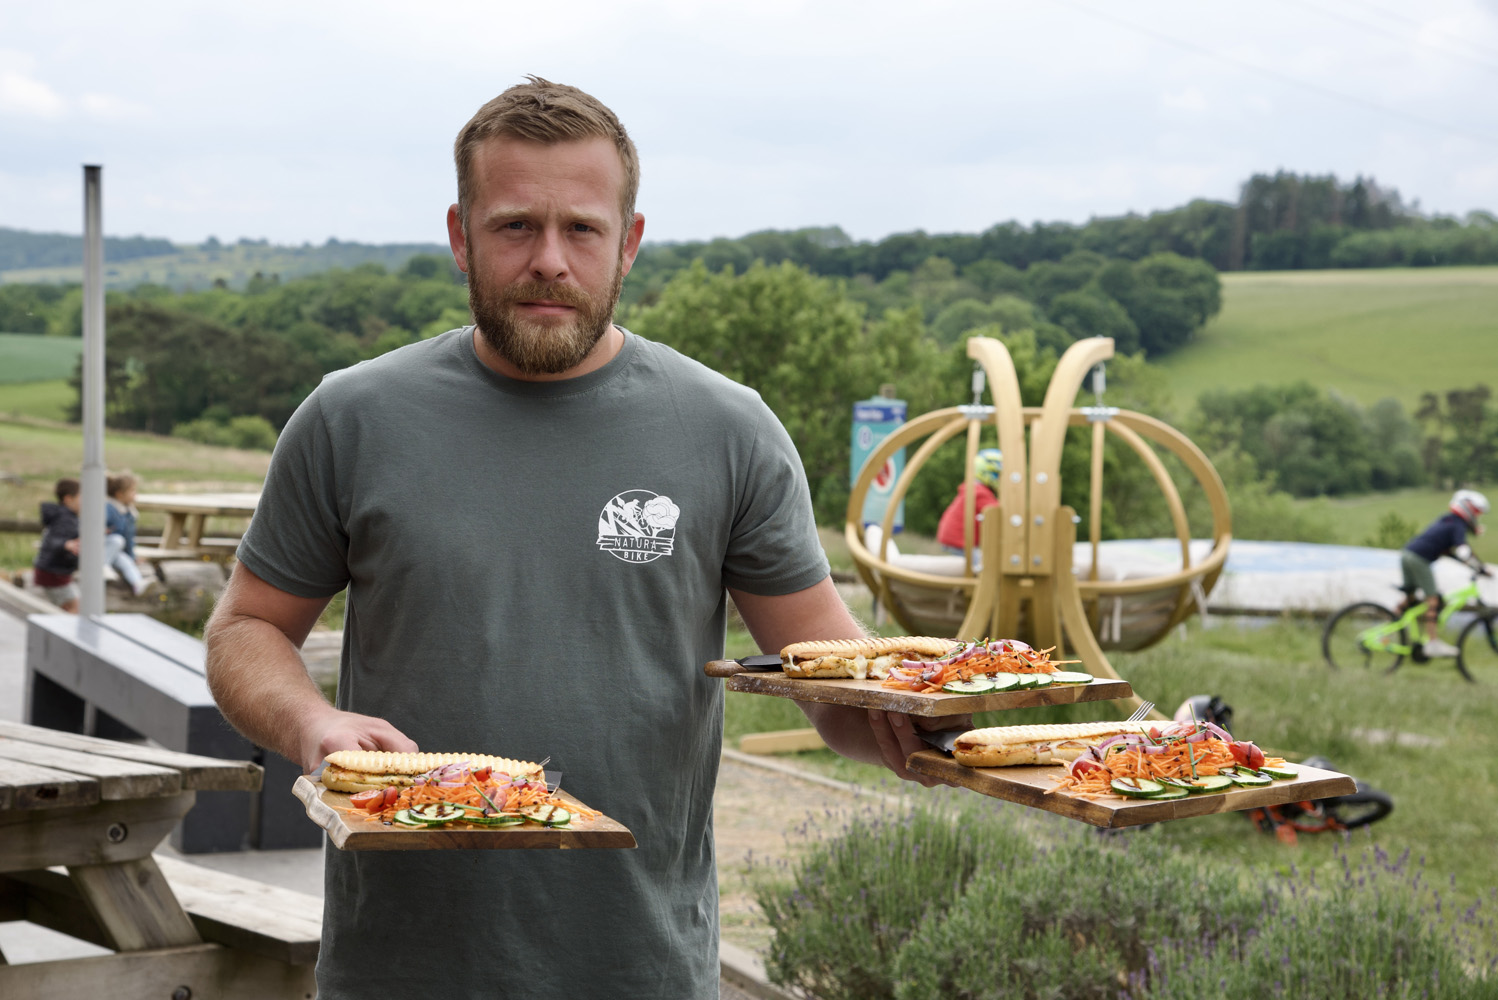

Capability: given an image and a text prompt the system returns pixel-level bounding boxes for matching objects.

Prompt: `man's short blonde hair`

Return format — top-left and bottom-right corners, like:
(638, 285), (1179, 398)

(454, 76), (639, 230)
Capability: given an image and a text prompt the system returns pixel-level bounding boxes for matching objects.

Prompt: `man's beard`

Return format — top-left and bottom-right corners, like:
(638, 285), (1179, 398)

(468, 251), (625, 376)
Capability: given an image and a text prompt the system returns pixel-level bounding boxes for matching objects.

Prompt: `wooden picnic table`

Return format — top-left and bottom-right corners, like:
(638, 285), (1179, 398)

(133, 492), (259, 567)
(0, 720), (317, 996)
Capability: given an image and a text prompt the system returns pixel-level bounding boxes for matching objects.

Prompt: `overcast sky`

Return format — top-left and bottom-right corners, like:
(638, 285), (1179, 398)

(4, 0), (1497, 249)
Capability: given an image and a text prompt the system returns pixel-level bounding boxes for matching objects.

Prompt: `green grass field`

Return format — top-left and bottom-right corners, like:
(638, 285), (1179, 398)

(1299, 485), (1497, 563)
(0, 333), (81, 384)
(1157, 267), (1498, 413)
(0, 379), (71, 421)
(726, 617), (1498, 959)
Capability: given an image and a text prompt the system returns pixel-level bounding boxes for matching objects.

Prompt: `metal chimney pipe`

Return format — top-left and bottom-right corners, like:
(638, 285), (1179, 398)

(79, 165), (106, 618)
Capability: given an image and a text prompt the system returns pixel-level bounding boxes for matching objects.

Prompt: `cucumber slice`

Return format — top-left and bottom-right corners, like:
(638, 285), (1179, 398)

(1150, 784), (1190, 800)
(1191, 775), (1235, 793)
(1110, 777), (1165, 798)
(543, 808), (572, 828)
(1156, 777), (1195, 790)
(408, 803), (467, 824)
(1226, 770), (1273, 787)
(942, 676), (997, 694)
(521, 804), (558, 825)
(1259, 764), (1299, 780)
(988, 673), (1020, 690)
(1015, 674), (1041, 688)
(1031, 673), (1052, 687)
(1049, 671), (1094, 685)
(391, 809), (425, 828)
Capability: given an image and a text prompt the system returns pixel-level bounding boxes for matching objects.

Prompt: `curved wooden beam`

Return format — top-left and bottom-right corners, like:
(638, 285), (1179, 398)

(1029, 338), (1113, 575)
(966, 338), (1030, 575)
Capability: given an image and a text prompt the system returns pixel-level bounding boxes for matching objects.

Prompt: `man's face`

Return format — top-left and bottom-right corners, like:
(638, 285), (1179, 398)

(448, 137), (644, 378)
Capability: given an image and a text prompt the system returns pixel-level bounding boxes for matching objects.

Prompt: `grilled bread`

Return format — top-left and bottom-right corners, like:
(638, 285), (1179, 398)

(321, 750), (544, 793)
(952, 721), (1155, 768)
(780, 635), (959, 679)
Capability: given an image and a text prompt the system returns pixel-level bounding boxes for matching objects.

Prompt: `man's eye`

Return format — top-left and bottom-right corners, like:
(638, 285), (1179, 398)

(572, 223), (594, 232)
(503, 221), (527, 230)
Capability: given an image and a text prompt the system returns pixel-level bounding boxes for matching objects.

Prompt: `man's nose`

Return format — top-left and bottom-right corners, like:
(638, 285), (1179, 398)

(529, 228), (568, 282)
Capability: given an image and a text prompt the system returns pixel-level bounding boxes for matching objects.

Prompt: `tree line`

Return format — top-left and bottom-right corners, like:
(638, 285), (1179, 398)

(7, 244), (1487, 540)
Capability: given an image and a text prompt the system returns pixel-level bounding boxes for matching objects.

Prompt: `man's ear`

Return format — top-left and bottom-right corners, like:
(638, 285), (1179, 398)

(446, 204), (470, 273)
(619, 213), (645, 278)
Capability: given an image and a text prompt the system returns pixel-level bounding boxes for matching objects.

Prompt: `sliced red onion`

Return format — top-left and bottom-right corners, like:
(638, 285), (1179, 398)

(1094, 734), (1132, 754)
(1142, 744), (1168, 754)
(1202, 722), (1233, 742)
(1184, 730), (1209, 743)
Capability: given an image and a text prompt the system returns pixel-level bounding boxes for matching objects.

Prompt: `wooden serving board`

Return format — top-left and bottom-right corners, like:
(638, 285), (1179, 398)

(292, 777), (637, 851)
(905, 750), (1357, 828)
(712, 666), (1132, 717)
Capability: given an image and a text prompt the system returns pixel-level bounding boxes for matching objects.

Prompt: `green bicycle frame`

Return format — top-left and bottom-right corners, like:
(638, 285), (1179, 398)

(1359, 580), (1483, 656)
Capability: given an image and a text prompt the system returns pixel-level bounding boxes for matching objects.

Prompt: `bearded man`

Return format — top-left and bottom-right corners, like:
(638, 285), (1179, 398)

(205, 76), (955, 1000)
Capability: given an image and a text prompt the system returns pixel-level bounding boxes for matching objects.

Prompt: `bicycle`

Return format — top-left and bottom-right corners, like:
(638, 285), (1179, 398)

(1321, 568), (1497, 681)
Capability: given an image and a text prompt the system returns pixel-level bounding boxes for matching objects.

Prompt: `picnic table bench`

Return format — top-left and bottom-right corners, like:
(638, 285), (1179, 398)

(24, 613), (321, 852)
(133, 492), (257, 576)
(0, 720), (319, 998)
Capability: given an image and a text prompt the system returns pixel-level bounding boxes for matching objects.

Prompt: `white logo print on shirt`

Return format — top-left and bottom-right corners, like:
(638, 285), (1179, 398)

(596, 490), (680, 563)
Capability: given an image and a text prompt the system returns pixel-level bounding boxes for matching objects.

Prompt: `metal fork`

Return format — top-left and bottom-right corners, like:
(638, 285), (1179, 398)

(1126, 700), (1155, 722)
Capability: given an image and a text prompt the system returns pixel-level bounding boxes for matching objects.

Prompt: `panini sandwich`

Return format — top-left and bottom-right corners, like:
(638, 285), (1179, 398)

(780, 635), (960, 680)
(952, 721), (1156, 768)
(321, 750), (544, 793)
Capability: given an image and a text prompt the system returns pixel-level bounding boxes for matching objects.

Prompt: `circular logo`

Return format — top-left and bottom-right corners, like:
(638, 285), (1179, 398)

(857, 426), (874, 450)
(596, 489), (679, 564)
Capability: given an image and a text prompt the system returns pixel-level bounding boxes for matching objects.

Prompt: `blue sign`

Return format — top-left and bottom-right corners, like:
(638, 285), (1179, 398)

(851, 398), (906, 530)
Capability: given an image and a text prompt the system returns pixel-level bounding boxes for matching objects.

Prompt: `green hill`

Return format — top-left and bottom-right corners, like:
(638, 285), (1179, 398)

(1156, 267), (1498, 413)
(0, 333), (82, 383)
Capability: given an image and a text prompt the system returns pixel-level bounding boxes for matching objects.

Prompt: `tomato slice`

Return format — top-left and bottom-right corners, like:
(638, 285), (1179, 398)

(471, 766), (492, 783)
(350, 789), (384, 812)
(381, 786), (401, 809)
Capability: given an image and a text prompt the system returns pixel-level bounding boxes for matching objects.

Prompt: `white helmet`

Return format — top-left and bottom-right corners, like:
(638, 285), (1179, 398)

(1450, 489), (1489, 533)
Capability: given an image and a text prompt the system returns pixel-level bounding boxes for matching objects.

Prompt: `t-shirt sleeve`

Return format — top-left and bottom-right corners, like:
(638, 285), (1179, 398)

(236, 388), (351, 599)
(721, 401), (830, 596)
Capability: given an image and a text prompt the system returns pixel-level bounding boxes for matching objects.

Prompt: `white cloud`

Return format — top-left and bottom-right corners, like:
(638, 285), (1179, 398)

(78, 92), (150, 121)
(1160, 87), (1209, 113)
(0, 56), (66, 118)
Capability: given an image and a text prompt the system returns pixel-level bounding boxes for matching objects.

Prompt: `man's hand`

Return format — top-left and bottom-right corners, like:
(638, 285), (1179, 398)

(303, 710), (419, 775)
(866, 710), (973, 786)
(64, 538), (80, 554)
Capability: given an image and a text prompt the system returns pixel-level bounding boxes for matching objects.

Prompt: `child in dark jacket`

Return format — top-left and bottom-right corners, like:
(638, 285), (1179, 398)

(34, 477), (82, 612)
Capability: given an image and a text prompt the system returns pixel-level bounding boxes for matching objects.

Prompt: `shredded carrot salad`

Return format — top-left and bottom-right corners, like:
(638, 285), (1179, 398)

(880, 639), (1080, 693)
(1047, 723), (1286, 800)
(334, 765), (601, 827)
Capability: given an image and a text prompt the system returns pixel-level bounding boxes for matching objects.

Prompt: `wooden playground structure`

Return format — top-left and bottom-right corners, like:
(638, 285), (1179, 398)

(844, 335), (1234, 721)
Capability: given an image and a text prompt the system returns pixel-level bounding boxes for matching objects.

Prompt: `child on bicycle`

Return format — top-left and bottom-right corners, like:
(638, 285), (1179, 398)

(1401, 489), (1490, 657)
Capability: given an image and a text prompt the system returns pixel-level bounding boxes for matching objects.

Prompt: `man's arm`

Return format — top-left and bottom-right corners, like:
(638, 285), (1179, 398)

(729, 577), (962, 786)
(204, 563), (417, 772)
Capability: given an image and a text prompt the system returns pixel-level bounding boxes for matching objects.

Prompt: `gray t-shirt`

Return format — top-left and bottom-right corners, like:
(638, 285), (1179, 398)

(238, 327), (828, 999)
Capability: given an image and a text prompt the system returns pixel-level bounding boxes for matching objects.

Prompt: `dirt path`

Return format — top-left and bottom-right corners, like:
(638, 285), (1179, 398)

(713, 751), (903, 956)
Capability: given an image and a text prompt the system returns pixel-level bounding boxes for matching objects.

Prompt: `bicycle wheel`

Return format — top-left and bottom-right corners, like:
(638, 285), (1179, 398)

(1456, 615), (1498, 682)
(1322, 603), (1404, 672)
(1322, 785), (1395, 830)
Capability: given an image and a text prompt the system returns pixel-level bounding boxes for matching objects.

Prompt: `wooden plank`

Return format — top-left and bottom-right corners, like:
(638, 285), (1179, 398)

(292, 776), (637, 851)
(0, 792), (194, 872)
(0, 739), (181, 801)
(0, 757), (98, 811)
(905, 750), (1358, 828)
(738, 728), (827, 754)
(68, 856), (200, 951)
(0, 942), (316, 1000)
(155, 856), (322, 967)
(719, 669), (1132, 717)
(0, 722), (262, 792)
(94, 613), (209, 674)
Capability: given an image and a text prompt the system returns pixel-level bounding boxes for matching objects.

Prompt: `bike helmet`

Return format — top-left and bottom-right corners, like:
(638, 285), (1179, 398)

(1450, 489), (1489, 534)
(973, 449), (1003, 490)
(1172, 694), (1233, 734)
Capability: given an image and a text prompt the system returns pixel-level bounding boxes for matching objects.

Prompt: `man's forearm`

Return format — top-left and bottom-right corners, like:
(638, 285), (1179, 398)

(205, 611), (336, 766)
